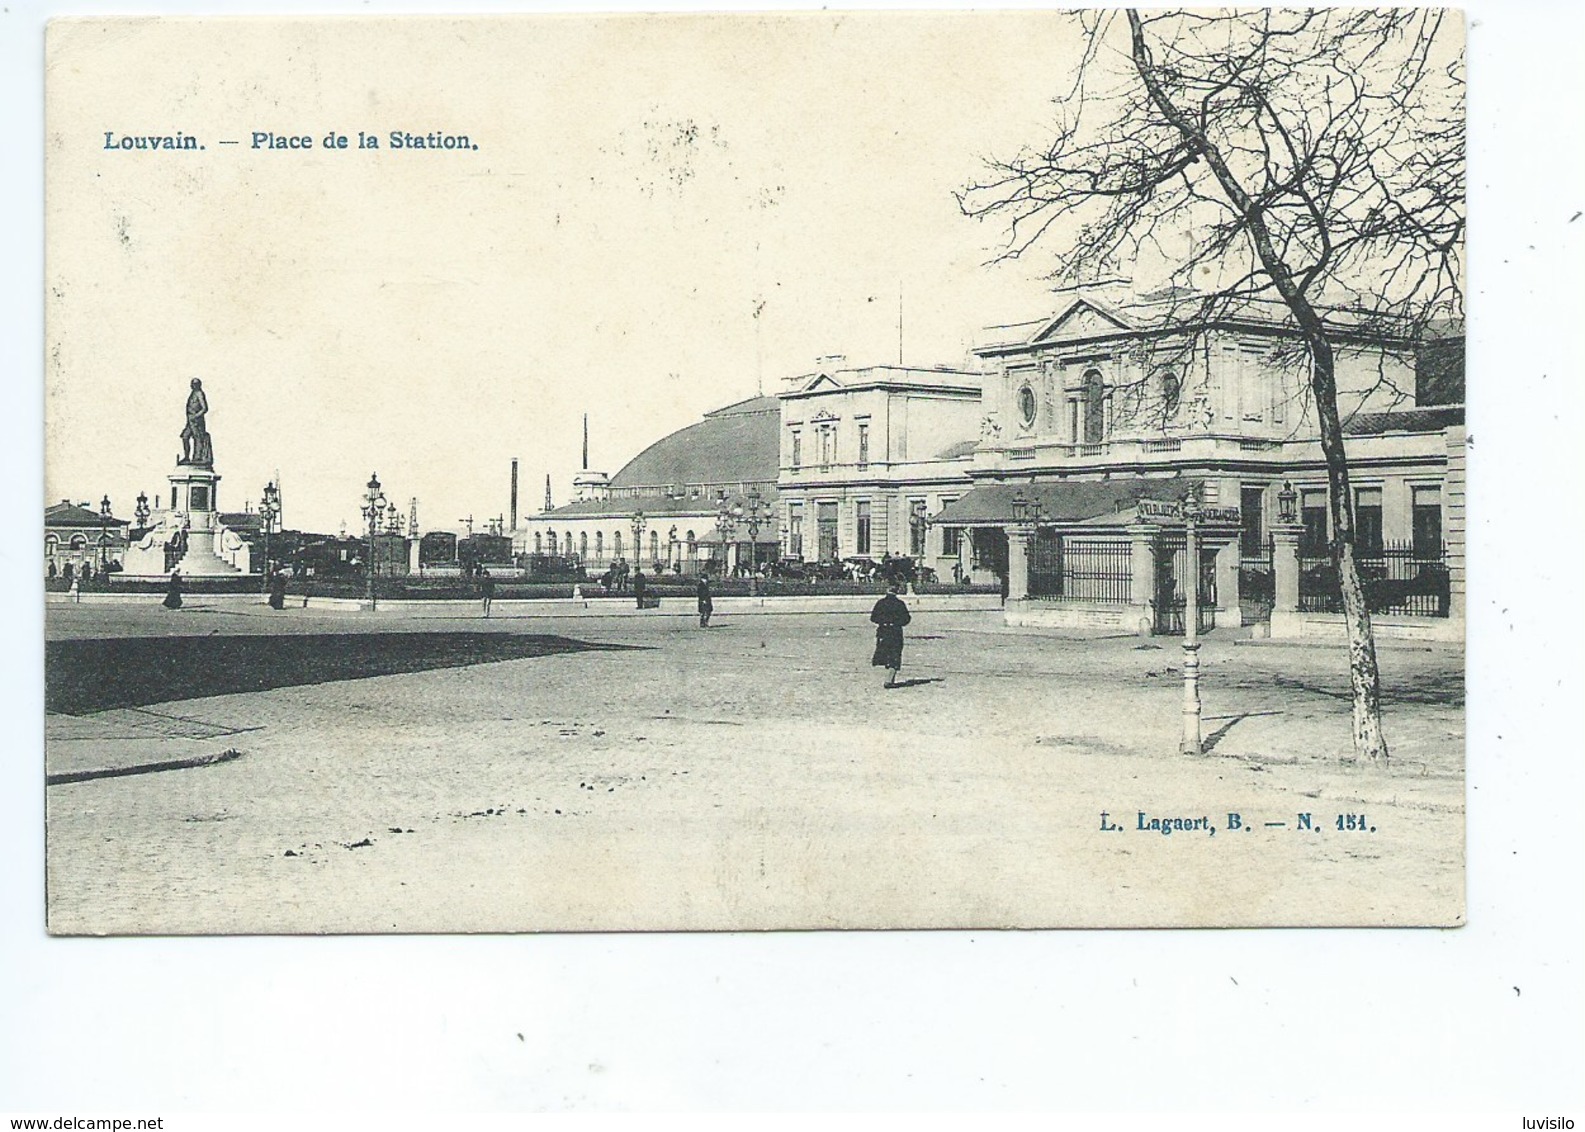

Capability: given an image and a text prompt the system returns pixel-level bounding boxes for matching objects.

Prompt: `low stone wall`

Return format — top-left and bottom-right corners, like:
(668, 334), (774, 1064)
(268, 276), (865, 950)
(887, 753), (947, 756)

(1003, 599), (1151, 633)
(1269, 610), (1464, 643)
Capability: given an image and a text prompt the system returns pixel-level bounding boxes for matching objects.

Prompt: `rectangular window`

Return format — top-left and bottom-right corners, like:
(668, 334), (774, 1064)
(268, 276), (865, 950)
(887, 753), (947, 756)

(818, 426), (835, 469)
(1240, 485), (1266, 559)
(788, 505), (803, 558)
(790, 430), (801, 469)
(1301, 489), (1328, 555)
(942, 527), (962, 557)
(1412, 486), (1443, 559)
(1355, 486), (1384, 557)
(857, 422), (870, 468)
(1239, 346), (1264, 422)
(855, 501), (872, 555)
(908, 500), (927, 556)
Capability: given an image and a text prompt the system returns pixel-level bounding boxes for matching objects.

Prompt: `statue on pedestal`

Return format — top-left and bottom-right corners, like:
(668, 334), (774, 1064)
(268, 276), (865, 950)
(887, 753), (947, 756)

(180, 378), (213, 466)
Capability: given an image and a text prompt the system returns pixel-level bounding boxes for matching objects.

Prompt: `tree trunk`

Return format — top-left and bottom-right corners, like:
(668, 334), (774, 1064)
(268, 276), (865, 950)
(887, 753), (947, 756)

(1308, 336), (1390, 762)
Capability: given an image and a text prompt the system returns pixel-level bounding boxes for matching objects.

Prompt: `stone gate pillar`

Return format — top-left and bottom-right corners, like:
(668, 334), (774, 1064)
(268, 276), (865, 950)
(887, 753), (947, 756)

(1270, 522), (1304, 638)
(1214, 539), (1243, 628)
(1006, 524), (1035, 601)
(1127, 522), (1157, 635)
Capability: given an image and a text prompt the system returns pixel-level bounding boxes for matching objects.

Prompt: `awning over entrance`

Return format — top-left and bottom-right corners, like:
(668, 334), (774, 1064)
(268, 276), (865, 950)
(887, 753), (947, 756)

(931, 478), (1210, 526)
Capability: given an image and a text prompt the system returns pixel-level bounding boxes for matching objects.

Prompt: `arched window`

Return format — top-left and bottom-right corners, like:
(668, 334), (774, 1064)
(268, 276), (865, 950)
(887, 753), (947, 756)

(579, 531), (588, 558)
(1159, 369), (1182, 418)
(45, 534), (59, 556)
(1081, 370), (1106, 444)
(533, 532), (542, 555)
(547, 531), (557, 555)
(614, 530), (623, 558)
(69, 534), (88, 551)
(595, 531), (604, 557)
(564, 532), (573, 557)
(649, 530), (660, 562)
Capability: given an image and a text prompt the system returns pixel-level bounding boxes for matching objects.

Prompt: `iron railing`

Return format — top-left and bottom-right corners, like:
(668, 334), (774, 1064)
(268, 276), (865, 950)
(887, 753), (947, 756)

(1298, 541), (1449, 617)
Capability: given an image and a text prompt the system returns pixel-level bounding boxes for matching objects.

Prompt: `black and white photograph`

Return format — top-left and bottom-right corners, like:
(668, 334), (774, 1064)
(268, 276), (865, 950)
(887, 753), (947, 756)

(6, 0), (1582, 1117)
(42, 9), (1467, 933)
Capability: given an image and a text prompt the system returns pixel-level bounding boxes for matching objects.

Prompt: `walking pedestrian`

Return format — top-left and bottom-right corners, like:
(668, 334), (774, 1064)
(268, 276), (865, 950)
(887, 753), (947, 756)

(162, 568), (183, 610)
(869, 582), (911, 688)
(480, 566), (495, 617)
(267, 568), (287, 610)
(696, 575), (713, 628)
(633, 569), (647, 610)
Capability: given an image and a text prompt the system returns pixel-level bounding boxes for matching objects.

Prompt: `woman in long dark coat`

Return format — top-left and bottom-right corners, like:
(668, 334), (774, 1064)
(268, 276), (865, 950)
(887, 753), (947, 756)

(696, 575), (713, 628)
(162, 568), (183, 610)
(267, 569), (288, 610)
(869, 583), (911, 688)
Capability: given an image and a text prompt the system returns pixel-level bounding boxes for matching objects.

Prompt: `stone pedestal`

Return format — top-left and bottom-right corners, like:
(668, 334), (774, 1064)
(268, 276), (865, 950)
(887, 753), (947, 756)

(165, 461), (243, 576)
(1127, 523), (1157, 635)
(1214, 539), (1243, 628)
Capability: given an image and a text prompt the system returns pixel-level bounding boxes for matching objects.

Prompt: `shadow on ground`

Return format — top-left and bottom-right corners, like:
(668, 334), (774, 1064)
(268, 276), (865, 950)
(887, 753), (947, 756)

(46, 633), (633, 715)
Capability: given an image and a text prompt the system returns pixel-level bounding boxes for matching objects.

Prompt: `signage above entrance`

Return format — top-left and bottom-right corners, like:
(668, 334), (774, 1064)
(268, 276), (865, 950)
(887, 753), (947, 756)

(1136, 499), (1241, 524)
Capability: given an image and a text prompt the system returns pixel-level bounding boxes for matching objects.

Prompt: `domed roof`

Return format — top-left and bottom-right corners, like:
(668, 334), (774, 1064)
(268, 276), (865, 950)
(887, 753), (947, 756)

(611, 395), (780, 489)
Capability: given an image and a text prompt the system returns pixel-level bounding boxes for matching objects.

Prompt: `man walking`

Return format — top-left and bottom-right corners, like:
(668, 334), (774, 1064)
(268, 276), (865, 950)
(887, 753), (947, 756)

(480, 567), (495, 617)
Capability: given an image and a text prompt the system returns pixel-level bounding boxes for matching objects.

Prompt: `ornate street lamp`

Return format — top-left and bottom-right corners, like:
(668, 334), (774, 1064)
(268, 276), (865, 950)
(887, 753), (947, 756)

(715, 494), (737, 577)
(1180, 487), (1204, 756)
(741, 487), (769, 571)
(134, 491), (151, 531)
(259, 480), (281, 590)
(98, 495), (113, 572)
(1277, 480), (1297, 525)
(630, 509), (647, 572)
(360, 472), (387, 607)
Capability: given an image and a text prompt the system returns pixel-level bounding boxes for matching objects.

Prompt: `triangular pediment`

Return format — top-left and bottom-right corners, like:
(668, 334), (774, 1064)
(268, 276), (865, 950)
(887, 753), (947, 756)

(799, 373), (844, 393)
(1030, 298), (1134, 343)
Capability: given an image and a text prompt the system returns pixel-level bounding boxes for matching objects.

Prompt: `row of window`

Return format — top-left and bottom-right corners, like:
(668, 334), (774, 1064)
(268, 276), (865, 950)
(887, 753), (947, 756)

(785, 497), (947, 559)
(1238, 482), (1443, 560)
(530, 528), (700, 561)
(788, 420), (870, 470)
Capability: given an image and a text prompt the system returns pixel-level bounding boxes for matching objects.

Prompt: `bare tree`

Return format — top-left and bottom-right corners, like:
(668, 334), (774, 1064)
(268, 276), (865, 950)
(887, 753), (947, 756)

(960, 9), (1463, 762)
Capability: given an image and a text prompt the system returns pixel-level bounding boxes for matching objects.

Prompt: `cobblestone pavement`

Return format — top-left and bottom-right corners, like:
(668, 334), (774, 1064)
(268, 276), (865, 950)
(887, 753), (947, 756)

(44, 602), (1464, 933)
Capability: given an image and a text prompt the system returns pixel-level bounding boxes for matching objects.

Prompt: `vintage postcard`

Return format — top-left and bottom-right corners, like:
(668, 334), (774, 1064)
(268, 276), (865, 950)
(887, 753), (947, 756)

(43, 11), (1465, 933)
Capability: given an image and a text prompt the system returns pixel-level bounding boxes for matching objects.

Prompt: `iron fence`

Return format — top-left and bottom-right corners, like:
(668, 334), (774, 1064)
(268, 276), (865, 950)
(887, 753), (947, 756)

(1029, 533), (1132, 603)
(1298, 541), (1449, 617)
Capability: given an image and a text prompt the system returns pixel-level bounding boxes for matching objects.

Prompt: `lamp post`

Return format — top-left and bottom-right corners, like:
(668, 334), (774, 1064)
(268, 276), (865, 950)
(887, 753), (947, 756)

(1180, 488), (1203, 756)
(361, 472), (387, 608)
(98, 495), (112, 576)
(134, 491), (150, 530)
(741, 487), (769, 573)
(715, 494), (736, 578)
(259, 480), (281, 591)
(630, 509), (647, 573)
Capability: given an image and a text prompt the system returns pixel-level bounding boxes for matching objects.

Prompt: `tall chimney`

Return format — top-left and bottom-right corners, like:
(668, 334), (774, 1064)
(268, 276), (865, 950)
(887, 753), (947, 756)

(544, 474), (552, 513)
(510, 459), (519, 531)
(582, 414), (589, 471)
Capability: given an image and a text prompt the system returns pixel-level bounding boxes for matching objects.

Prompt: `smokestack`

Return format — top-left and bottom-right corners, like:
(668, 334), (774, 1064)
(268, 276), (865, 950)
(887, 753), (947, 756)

(510, 459), (519, 531)
(544, 474), (552, 513)
(582, 414), (589, 471)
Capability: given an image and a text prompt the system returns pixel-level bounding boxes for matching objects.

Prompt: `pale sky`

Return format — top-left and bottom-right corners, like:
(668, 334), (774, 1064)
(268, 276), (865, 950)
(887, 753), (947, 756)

(45, 13), (1104, 534)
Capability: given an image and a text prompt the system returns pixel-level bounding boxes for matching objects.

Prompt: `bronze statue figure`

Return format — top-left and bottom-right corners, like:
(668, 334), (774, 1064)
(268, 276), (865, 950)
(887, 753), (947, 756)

(180, 378), (213, 465)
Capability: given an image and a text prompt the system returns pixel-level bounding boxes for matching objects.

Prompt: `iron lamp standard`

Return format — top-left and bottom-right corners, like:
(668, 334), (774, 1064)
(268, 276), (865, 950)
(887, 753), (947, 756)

(715, 495), (736, 578)
(740, 487), (769, 574)
(361, 472), (387, 609)
(630, 510), (647, 574)
(1180, 489), (1203, 756)
(259, 480), (281, 592)
(97, 495), (113, 577)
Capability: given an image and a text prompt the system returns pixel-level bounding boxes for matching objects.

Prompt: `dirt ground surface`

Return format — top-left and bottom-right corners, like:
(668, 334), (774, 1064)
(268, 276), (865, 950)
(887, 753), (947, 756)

(44, 600), (1464, 933)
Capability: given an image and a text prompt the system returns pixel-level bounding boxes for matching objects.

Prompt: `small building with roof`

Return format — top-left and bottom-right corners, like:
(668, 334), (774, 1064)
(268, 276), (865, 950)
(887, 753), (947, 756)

(44, 498), (130, 580)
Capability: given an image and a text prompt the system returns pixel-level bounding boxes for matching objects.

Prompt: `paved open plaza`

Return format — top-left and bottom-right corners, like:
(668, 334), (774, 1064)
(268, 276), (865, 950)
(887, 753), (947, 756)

(45, 600), (1463, 933)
